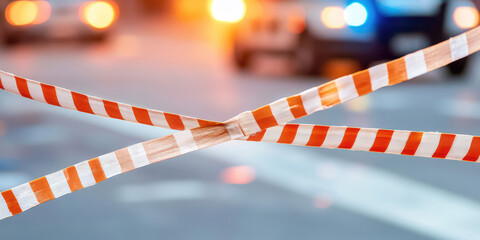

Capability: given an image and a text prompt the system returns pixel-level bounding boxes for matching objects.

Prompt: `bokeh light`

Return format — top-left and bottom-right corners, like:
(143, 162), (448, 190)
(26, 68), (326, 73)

(220, 165), (256, 184)
(321, 6), (346, 29)
(82, 1), (117, 29)
(453, 6), (479, 29)
(287, 12), (306, 34)
(344, 2), (368, 27)
(210, 0), (246, 23)
(6, 1), (38, 26)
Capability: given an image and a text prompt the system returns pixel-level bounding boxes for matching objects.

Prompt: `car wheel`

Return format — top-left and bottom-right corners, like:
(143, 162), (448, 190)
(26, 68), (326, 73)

(3, 35), (19, 45)
(91, 33), (107, 42)
(294, 33), (318, 76)
(233, 42), (251, 69)
(447, 57), (468, 77)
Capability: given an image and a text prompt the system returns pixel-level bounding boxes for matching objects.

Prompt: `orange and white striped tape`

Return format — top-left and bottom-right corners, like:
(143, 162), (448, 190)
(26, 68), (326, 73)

(245, 124), (480, 162)
(1, 26), (480, 220)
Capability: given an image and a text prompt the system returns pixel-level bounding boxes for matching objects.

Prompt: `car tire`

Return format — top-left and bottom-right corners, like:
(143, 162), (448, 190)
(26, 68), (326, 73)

(447, 57), (468, 76)
(294, 33), (318, 76)
(233, 42), (251, 70)
(3, 35), (19, 45)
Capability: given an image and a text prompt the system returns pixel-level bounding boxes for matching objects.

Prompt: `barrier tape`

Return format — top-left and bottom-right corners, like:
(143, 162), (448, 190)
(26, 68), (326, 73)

(245, 124), (480, 162)
(0, 26), (480, 220)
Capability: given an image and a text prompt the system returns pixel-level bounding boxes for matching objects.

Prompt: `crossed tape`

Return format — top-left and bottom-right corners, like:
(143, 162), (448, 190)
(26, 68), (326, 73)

(0, 27), (480, 220)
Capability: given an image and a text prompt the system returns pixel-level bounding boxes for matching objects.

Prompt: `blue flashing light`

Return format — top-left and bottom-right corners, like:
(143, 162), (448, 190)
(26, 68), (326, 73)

(344, 2), (368, 27)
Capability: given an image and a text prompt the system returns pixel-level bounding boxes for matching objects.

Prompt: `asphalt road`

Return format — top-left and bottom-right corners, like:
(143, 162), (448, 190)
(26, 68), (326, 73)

(1, 15), (480, 240)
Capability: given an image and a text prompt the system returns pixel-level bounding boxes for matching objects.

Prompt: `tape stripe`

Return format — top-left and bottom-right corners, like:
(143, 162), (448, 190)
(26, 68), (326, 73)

(98, 152), (122, 178)
(63, 166), (83, 192)
(352, 128), (378, 151)
(26, 80), (46, 103)
(41, 84), (61, 106)
(88, 158), (107, 183)
(1, 190), (22, 215)
(56, 88), (77, 110)
(30, 177), (55, 204)
(0, 76), (4, 89)
(405, 51), (427, 79)
(300, 87), (323, 115)
(319, 81), (340, 107)
(450, 33), (469, 61)
(0, 71), (19, 94)
(277, 124), (298, 144)
(14, 76), (32, 99)
(336, 75), (359, 103)
(75, 161), (96, 188)
(0, 195), (12, 219)
(370, 130), (394, 153)
(401, 132), (423, 155)
(432, 134), (456, 159)
(369, 63), (389, 91)
(425, 41), (451, 71)
(306, 125), (329, 147)
(291, 124), (314, 146)
(252, 105), (278, 130)
(12, 183), (38, 211)
(338, 127), (360, 149)
(115, 148), (135, 172)
(463, 136), (480, 162)
(132, 107), (153, 126)
(164, 113), (185, 130)
(71, 92), (94, 114)
(247, 130), (266, 141)
(387, 58), (408, 85)
(286, 95), (307, 118)
(352, 70), (373, 96)
(45, 170), (71, 198)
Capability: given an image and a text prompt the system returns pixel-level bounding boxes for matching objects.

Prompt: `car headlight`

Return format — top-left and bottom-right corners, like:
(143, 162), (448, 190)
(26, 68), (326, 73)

(321, 6), (346, 29)
(321, 2), (368, 29)
(344, 2), (368, 27)
(210, 0), (246, 23)
(5, 0), (51, 26)
(453, 6), (479, 29)
(80, 1), (117, 30)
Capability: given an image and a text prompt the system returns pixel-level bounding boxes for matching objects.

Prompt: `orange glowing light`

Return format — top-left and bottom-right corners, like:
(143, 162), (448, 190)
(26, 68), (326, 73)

(6, 1), (50, 26)
(81, 1), (117, 29)
(210, 0), (246, 23)
(454, 6), (479, 29)
(321, 6), (346, 29)
(220, 165), (256, 184)
(287, 12), (306, 34)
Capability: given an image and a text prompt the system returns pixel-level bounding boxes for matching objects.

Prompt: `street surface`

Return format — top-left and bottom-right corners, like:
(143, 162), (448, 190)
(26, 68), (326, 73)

(2, 13), (480, 240)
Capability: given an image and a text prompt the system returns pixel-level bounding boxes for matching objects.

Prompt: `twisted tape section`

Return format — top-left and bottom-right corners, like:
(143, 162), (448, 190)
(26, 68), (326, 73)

(244, 124), (480, 162)
(0, 27), (480, 220)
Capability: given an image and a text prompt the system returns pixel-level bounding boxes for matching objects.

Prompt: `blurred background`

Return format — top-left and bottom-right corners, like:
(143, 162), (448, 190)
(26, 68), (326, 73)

(1, 0), (480, 239)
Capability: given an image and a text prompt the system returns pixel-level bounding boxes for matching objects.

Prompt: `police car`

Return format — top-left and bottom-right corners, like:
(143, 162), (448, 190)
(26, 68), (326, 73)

(231, 0), (478, 75)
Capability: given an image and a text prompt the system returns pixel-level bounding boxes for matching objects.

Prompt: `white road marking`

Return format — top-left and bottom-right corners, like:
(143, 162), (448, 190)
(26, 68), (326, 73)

(116, 180), (208, 203)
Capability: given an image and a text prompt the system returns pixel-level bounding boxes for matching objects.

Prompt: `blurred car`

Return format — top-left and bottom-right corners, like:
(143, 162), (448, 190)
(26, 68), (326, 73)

(0, 0), (118, 44)
(231, 0), (479, 76)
